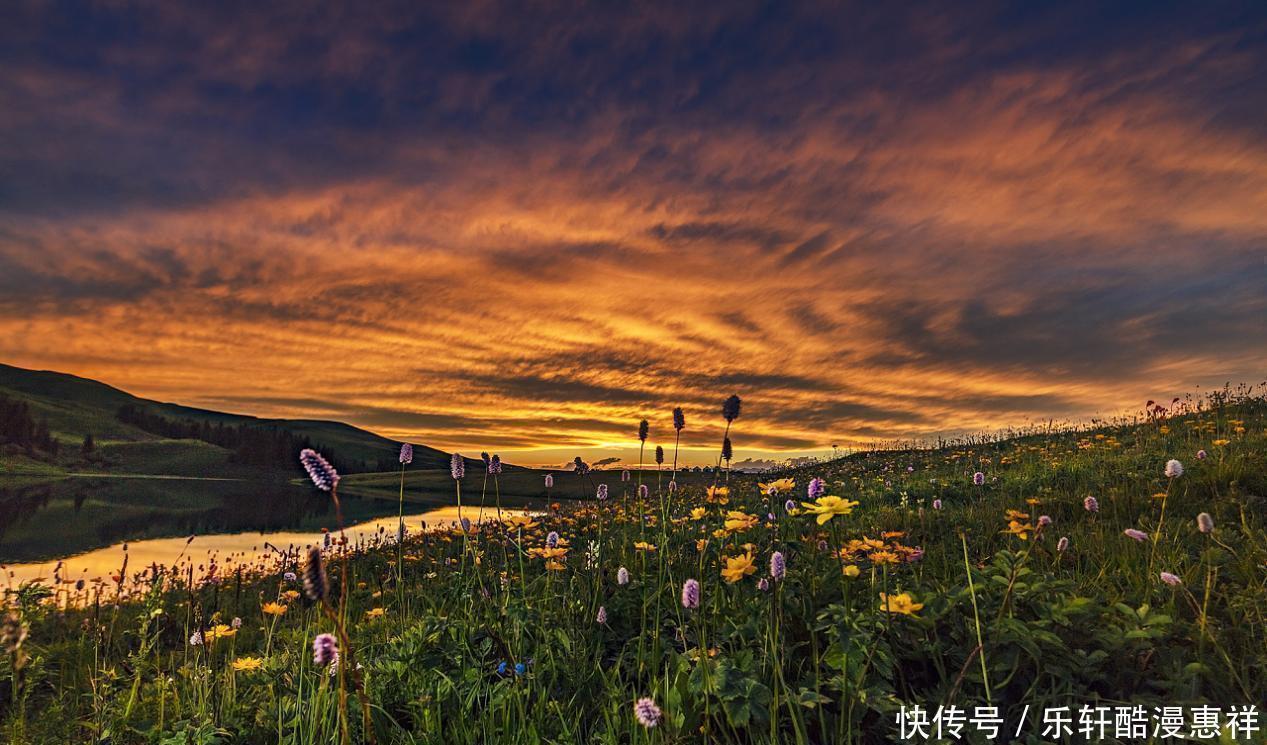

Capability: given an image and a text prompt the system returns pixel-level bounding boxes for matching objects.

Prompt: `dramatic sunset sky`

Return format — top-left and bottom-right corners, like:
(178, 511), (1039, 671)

(2, 2), (1266, 468)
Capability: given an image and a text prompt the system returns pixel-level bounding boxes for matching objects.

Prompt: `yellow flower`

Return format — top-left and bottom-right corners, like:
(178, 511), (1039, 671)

(281, 590), (300, 602)
(868, 550), (901, 565)
(545, 559), (566, 571)
(1004, 509), (1030, 521)
(1025, 498), (1040, 506)
(365, 607), (386, 619)
(634, 541), (657, 552)
(711, 528), (729, 539)
(232, 656), (264, 672)
(721, 552), (757, 583)
(1213, 439), (1230, 446)
(689, 507), (708, 520)
(204, 624), (236, 642)
(758, 478), (795, 494)
(842, 564), (860, 578)
(695, 539), (708, 552)
(705, 486), (730, 504)
(1002, 520), (1033, 540)
(880, 592), (923, 616)
(723, 511), (758, 533)
(261, 602), (288, 617)
(528, 547), (568, 560)
(799, 496), (859, 524)
(503, 515), (539, 531)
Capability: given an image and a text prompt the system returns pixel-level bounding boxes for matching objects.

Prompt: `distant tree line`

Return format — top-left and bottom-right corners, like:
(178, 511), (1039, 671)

(0, 393), (59, 455)
(116, 404), (369, 474)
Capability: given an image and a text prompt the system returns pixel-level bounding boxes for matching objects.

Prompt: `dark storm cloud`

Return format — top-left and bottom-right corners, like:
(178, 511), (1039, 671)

(3, 0), (1258, 217)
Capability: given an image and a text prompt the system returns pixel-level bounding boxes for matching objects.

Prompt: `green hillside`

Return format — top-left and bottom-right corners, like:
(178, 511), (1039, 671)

(0, 363), (456, 478)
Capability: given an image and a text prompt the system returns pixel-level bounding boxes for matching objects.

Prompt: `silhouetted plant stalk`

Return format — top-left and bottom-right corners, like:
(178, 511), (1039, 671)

(636, 419), (648, 508)
(490, 454), (504, 521)
(396, 443), (412, 594)
(478, 452), (491, 524)
(573, 456), (591, 499)
(722, 436), (733, 483)
(451, 453), (469, 573)
(655, 445), (664, 495)
(298, 448), (374, 744)
(671, 407), (685, 480)
(713, 394), (741, 488)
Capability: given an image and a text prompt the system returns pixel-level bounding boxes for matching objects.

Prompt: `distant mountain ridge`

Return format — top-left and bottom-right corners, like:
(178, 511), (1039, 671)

(0, 363), (479, 477)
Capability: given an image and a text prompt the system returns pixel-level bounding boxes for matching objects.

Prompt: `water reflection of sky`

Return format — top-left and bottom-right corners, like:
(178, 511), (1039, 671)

(1, 505), (509, 605)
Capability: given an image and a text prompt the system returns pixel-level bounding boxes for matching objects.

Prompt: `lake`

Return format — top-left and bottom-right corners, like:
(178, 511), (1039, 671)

(0, 475), (536, 598)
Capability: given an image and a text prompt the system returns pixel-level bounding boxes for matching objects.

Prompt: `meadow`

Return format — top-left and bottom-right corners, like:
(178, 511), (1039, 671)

(1, 388), (1265, 743)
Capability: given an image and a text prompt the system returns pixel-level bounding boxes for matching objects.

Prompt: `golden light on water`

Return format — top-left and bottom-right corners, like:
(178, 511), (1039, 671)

(4, 507), (489, 605)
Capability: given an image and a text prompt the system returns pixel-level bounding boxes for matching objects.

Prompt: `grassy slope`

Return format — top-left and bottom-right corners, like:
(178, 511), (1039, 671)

(0, 363), (450, 477)
(3, 394), (1265, 743)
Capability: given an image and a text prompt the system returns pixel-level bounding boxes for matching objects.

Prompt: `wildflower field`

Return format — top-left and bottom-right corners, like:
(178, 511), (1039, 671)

(2, 389), (1266, 744)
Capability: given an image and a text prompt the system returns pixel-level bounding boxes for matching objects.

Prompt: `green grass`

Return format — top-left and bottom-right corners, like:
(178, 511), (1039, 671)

(1, 392), (1265, 743)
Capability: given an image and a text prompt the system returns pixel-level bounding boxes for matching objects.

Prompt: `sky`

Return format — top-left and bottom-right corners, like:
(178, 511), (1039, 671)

(2, 1), (1266, 469)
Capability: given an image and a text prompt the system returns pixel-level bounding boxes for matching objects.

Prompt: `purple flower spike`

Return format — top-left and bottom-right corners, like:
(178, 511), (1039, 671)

(770, 551), (786, 581)
(634, 697), (662, 728)
(299, 449), (340, 492)
(681, 579), (700, 609)
(312, 633), (338, 666)
(807, 477), (826, 500)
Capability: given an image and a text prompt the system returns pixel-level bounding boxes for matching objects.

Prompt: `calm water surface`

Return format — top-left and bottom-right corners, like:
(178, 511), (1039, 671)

(3, 505), (479, 597)
(0, 476), (530, 596)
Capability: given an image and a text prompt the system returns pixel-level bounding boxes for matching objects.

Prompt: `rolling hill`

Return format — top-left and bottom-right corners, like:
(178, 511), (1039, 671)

(0, 363), (479, 479)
